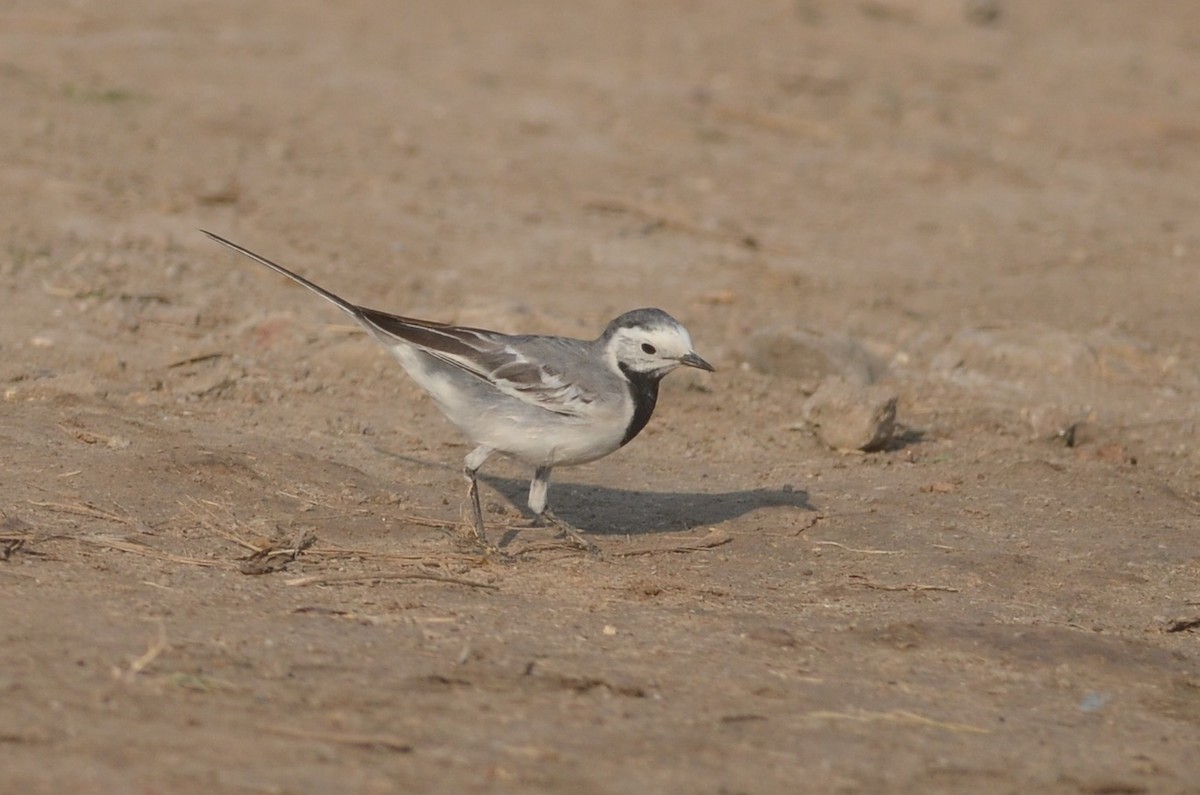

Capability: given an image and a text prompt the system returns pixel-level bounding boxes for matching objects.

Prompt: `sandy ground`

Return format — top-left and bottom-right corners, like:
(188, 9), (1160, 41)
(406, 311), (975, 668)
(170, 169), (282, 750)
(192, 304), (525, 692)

(3, 1), (1200, 792)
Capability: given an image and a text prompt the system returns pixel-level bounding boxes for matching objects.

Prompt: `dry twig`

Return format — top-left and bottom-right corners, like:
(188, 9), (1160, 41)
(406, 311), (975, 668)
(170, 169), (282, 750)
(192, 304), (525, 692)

(583, 194), (803, 257)
(125, 620), (168, 677)
(610, 528), (733, 557)
(804, 708), (989, 734)
(710, 104), (837, 142)
(257, 724), (412, 753)
(306, 545), (482, 565)
(849, 577), (959, 593)
(285, 571), (497, 590)
(165, 352), (225, 369)
(28, 500), (132, 525)
(238, 529), (317, 575)
(80, 534), (225, 568)
(814, 540), (903, 555)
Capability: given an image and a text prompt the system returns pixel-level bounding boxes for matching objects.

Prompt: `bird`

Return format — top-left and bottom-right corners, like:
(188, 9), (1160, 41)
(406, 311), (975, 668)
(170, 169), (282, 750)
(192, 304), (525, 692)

(201, 230), (714, 553)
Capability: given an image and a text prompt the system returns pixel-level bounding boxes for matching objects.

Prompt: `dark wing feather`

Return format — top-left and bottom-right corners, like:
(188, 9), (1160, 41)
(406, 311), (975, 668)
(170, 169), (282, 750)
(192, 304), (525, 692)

(358, 308), (595, 417)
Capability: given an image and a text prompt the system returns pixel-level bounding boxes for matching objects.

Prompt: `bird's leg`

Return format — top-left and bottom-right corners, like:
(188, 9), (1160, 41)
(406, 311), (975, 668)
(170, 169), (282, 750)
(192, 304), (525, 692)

(530, 466), (600, 555)
(461, 446), (497, 553)
(465, 469), (485, 542)
(542, 509), (601, 555)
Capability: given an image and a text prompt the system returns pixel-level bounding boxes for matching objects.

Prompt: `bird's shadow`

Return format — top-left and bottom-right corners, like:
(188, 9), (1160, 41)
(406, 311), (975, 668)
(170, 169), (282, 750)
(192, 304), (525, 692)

(479, 474), (812, 537)
(376, 449), (812, 536)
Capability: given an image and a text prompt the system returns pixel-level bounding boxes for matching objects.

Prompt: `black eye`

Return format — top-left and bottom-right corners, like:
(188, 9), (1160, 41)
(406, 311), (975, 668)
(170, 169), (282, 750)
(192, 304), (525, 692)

(641, 343), (657, 355)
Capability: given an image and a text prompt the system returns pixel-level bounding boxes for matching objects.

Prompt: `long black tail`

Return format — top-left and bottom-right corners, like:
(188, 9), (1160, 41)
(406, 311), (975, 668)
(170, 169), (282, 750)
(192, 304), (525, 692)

(201, 230), (360, 317)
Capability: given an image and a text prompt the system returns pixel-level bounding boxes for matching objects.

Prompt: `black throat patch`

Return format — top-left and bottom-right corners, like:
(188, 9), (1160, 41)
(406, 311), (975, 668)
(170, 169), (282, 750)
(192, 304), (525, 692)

(618, 362), (664, 446)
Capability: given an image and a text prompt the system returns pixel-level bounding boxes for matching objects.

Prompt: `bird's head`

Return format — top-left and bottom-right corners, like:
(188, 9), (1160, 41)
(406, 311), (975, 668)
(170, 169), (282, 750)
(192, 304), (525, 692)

(600, 308), (714, 378)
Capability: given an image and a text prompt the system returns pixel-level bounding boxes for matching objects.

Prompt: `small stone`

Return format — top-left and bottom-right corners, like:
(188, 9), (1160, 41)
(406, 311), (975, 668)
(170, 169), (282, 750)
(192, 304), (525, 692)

(745, 626), (798, 647)
(1022, 404), (1088, 441)
(804, 376), (898, 452)
(964, 0), (1001, 26)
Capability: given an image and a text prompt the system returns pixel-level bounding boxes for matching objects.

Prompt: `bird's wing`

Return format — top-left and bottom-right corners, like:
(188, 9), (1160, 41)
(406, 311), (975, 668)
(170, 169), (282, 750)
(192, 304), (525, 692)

(359, 309), (597, 417)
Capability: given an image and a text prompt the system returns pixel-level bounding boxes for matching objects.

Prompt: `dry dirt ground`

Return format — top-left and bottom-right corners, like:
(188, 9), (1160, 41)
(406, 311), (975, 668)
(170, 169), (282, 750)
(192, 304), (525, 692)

(3, 1), (1200, 793)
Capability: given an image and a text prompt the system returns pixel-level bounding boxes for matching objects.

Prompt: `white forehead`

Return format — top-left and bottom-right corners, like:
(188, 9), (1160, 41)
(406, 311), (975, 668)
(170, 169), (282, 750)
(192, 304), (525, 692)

(616, 322), (693, 351)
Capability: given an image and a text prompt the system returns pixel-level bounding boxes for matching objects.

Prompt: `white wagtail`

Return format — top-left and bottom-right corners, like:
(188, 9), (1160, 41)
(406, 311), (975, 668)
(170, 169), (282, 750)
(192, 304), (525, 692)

(202, 231), (714, 552)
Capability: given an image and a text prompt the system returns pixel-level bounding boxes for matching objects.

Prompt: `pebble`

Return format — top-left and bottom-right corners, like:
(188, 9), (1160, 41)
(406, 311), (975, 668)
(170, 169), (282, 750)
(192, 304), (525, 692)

(1022, 404), (1090, 441)
(803, 375), (898, 452)
(964, 0), (1002, 26)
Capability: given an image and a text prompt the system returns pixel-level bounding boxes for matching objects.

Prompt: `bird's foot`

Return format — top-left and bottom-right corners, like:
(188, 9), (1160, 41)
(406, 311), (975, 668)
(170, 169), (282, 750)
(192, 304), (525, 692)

(455, 520), (502, 557)
(539, 510), (602, 557)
